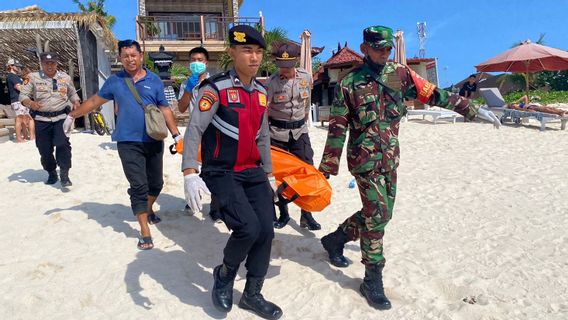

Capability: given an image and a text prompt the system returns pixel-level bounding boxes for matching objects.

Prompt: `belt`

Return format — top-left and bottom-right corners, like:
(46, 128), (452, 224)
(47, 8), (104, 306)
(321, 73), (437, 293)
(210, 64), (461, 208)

(269, 118), (305, 129)
(30, 106), (70, 118)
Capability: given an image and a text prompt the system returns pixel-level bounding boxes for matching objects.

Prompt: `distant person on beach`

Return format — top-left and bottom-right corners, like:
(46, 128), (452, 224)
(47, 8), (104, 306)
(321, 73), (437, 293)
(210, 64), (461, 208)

(66, 39), (182, 250)
(6, 58), (35, 142)
(265, 42), (321, 231)
(459, 74), (477, 98)
(318, 25), (501, 311)
(20, 52), (79, 187)
(182, 25), (283, 319)
(507, 95), (567, 116)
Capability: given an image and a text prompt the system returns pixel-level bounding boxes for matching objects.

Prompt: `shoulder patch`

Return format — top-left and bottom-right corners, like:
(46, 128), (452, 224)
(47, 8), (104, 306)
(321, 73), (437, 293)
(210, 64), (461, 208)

(199, 90), (218, 112)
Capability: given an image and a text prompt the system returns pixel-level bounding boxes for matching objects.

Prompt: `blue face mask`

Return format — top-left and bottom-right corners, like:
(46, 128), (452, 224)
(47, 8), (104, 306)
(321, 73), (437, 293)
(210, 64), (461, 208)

(189, 61), (207, 75)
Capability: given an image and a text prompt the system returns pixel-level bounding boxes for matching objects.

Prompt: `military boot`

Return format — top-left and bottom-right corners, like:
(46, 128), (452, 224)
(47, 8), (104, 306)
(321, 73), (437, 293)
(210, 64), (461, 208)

(273, 203), (290, 229)
(60, 169), (72, 187)
(45, 170), (58, 185)
(300, 211), (321, 230)
(212, 263), (238, 312)
(238, 277), (283, 320)
(360, 264), (391, 310)
(320, 228), (349, 267)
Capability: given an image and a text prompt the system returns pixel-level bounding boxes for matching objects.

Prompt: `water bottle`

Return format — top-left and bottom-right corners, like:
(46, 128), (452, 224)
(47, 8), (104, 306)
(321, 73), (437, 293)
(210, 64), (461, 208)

(348, 178), (356, 189)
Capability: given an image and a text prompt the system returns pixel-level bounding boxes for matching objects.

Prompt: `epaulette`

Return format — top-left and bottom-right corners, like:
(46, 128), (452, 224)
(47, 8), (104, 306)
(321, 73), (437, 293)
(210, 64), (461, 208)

(198, 71), (231, 91)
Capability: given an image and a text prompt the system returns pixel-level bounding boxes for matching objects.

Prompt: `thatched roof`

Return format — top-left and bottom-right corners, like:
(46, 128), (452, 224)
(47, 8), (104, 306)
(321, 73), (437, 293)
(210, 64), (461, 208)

(0, 6), (116, 77)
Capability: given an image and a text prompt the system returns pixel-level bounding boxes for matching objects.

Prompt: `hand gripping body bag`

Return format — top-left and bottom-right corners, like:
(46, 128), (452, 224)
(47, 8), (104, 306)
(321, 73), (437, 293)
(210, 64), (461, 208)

(124, 78), (169, 140)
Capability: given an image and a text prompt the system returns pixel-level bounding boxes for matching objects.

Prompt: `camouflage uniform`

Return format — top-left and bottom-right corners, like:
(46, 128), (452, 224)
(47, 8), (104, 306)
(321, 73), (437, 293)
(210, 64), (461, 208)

(319, 57), (478, 266)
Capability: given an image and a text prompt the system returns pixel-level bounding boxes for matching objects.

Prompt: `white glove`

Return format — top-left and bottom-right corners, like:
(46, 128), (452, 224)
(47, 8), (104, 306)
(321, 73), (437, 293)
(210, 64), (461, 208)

(173, 134), (183, 143)
(477, 107), (501, 129)
(268, 175), (278, 200)
(184, 173), (211, 213)
(62, 115), (75, 137)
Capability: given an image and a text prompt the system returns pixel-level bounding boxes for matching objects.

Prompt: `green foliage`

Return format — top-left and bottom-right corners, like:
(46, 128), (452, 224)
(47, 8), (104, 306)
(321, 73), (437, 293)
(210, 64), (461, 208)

(143, 53), (158, 73)
(502, 90), (568, 104)
(72, 0), (116, 28)
(312, 56), (322, 74)
(170, 63), (190, 90)
(535, 70), (568, 91)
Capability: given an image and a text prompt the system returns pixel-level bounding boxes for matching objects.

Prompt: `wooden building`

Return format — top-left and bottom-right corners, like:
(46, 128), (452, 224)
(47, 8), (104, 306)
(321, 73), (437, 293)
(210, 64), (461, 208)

(0, 5), (117, 130)
(136, 0), (260, 74)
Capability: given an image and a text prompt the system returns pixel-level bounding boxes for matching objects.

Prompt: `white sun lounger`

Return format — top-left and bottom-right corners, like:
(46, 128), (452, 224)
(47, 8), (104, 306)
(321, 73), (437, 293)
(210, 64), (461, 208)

(404, 109), (462, 124)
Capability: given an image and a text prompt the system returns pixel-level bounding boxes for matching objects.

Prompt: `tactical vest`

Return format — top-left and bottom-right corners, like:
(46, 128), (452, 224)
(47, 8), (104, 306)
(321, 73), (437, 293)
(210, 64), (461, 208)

(201, 72), (269, 173)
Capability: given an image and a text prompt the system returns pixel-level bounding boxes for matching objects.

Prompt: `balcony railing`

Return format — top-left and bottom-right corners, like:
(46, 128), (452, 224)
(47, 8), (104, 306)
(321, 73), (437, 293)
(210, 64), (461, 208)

(137, 15), (263, 42)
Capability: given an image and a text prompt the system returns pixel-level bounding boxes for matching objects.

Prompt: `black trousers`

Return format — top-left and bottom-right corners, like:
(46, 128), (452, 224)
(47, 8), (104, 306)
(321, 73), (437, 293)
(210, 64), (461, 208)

(117, 141), (164, 215)
(270, 132), (314, 165)
(271, 132), (314, 214)
(35, 119), (71, 171)
(202, 167), (275, 278)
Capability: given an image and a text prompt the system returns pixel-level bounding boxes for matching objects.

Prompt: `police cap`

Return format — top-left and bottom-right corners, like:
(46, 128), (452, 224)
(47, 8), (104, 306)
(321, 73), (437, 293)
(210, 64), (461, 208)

(273, 42), (299, 68)
(363, 26), (395, 49)
(228, 25), (266, 49)
(40, 52), (59, 62)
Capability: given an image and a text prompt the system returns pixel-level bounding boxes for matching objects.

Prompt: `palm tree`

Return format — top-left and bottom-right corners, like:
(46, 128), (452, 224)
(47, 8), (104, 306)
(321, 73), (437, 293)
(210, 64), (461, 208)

(219, 26), (288, 76)
(72, 0), (116, 29)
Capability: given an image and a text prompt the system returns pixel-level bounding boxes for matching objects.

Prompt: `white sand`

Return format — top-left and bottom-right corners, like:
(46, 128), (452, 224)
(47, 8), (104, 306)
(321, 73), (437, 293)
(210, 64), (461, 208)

(1, 119), (567, 320)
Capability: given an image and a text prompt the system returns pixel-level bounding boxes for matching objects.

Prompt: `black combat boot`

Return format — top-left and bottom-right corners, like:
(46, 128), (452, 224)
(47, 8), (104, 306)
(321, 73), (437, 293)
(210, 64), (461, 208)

(238, 277), (283, 320)
(45, 170), (58, 185)
(300, 211), (321, 230)
(273, 203), (290, 229)
(60, 169), (72, 187)
(212, 263), (238, 312)
(321, 228), (349, 267)
(360, 264), (392, 310)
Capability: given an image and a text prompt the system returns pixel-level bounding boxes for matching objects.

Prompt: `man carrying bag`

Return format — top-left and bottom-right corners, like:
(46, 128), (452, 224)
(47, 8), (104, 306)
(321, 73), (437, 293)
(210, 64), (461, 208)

(67, 39), (182, 250)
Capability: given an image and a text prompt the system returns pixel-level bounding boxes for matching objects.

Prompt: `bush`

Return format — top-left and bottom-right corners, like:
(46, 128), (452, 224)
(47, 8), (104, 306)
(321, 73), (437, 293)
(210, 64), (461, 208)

(502, 90), (568, 104)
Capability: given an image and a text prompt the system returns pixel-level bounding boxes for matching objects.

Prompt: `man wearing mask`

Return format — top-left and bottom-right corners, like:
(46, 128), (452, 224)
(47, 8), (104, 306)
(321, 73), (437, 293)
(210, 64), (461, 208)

(318, 25), (501, 310)
(178, 47), (210, 114)
(20, 52), (80, 186)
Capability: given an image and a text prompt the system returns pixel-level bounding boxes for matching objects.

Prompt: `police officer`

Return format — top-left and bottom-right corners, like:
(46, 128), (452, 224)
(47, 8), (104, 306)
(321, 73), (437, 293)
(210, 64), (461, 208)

(265, 43), (321, 231)
(318, 25), (501, 310)
(182, 25), (282, 319)
(20, 52), (80, 187)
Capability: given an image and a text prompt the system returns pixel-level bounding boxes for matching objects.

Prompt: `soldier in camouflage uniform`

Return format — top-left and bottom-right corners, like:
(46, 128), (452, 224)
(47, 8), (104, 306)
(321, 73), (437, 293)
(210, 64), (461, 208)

(318, 25), (501, 310)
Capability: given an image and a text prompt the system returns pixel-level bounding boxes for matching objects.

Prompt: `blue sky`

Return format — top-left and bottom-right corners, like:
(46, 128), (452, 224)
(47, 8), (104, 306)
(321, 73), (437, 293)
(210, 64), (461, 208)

(3, 0), (568, 87)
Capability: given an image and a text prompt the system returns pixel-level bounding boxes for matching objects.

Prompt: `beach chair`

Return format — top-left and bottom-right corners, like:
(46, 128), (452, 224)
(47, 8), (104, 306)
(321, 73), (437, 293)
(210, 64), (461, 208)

(403, 104), (462, 124)
(479, 88), (567, 131)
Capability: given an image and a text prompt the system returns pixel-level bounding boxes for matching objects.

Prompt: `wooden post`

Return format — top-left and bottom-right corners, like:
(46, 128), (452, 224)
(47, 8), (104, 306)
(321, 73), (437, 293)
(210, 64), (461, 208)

(200, 15), (206, 44)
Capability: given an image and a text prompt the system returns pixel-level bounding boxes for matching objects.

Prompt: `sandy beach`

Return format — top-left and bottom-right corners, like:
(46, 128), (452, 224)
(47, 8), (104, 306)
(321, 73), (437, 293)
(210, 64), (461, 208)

(1, 118), (567, 320)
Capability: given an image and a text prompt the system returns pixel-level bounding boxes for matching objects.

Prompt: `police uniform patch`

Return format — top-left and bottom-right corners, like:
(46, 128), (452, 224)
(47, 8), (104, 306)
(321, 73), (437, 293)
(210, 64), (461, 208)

(227, 89), (240, 103)
(199, 90), (217, 111)
(23, 79), (29, 85)
(276, 95), (287, 102)
(258, 93), (267, 107)
(300, 79), (308, 87)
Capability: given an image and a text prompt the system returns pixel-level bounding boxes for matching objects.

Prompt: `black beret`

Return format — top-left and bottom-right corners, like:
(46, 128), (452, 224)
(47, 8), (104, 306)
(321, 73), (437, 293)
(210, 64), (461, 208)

(228, 25), (266, 49)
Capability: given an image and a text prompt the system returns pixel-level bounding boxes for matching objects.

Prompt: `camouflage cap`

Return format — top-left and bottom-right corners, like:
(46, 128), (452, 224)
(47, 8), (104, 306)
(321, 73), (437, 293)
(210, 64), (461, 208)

(363, 26), (395, 49)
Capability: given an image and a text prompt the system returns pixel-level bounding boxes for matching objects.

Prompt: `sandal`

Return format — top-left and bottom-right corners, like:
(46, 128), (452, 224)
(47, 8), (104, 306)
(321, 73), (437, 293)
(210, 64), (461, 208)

(148, 213), (161, 225)
(137, 236), (154, 250)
